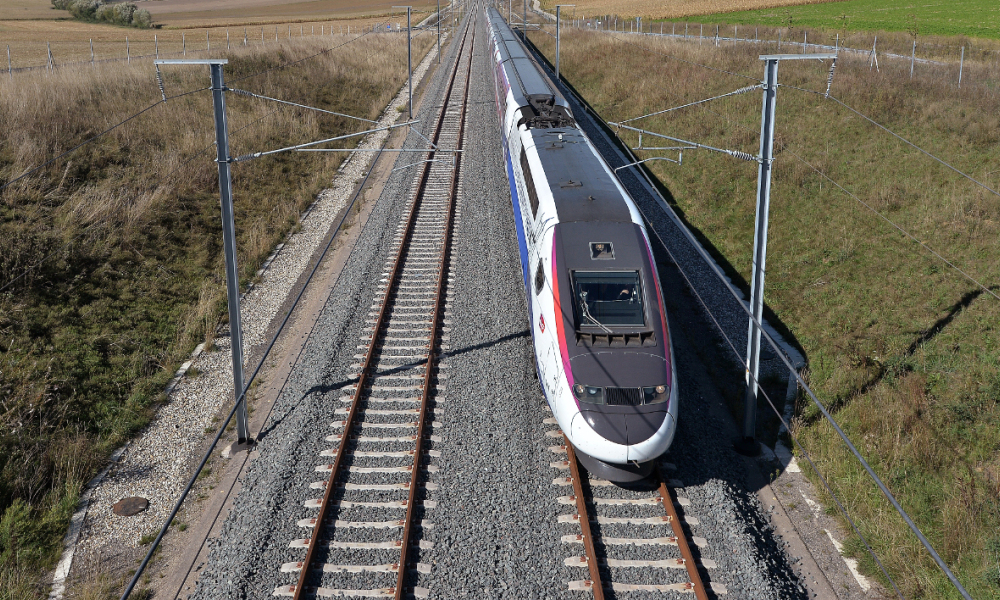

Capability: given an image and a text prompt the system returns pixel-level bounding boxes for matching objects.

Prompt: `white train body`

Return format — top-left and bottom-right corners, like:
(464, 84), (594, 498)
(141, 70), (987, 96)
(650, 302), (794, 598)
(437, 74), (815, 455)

(486, 8), (678, 481)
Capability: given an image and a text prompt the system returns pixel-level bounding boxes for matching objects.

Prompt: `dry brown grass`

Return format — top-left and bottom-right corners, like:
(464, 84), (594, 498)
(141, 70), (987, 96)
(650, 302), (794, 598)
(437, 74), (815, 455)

(150, 0), (437, 28)
(528, 26), (1000, 598)
(538, 0), (842, 20)
(0, 0), (63, 20)
(1, 16), (432, 68)
(0, 31), (434, 598)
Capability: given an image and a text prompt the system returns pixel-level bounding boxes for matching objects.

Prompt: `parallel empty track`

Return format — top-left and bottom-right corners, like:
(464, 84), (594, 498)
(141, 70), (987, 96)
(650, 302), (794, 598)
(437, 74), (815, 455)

(273, 10), (477, 599)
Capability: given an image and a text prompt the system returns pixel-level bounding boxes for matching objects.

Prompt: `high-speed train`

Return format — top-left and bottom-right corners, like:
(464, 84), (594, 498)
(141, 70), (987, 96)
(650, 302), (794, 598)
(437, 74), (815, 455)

(486, 8), (678, 482)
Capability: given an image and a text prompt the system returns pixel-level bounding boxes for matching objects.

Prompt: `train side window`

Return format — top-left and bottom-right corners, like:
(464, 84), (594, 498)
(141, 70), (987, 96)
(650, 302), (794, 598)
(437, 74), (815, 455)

(534, 259), (545, 295)
(520, 148), (540, 218)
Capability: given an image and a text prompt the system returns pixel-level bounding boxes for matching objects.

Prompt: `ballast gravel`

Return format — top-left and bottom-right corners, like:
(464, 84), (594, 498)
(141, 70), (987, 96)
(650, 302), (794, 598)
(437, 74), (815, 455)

(190, 10), (812, 600)
(69, 32), (441, 572)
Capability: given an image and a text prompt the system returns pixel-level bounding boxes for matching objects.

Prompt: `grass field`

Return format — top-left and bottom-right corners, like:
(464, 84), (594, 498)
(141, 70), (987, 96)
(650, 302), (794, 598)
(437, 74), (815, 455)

(688, 0), (1000, 40)
(1, 18), (426, 68)
(0, 32), (433, 599)
(538, 0), (842, 21)
(1, 0), (439, 69)
(528, 26), (1000, 599)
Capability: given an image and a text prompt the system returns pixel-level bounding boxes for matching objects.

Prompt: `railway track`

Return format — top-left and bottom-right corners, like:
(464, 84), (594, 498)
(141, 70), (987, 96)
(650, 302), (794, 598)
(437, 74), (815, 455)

(547, 422), (725, 598)
(272, 9), (477, 599)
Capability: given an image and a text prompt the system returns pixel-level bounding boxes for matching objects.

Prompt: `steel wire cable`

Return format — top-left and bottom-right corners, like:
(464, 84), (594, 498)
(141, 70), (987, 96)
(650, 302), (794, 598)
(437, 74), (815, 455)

(604, 31), (760, 82)
(0, 100), (288, 297)
(618, 83), (762, 124)
(782, 147), (1000, 304)
(120, 127), (396, 600)
(0, 85), (209, 194)
(636, 197), (906, 599)
(226, 28), (379, 85)
(0, 141), (215, 295)
(781, 83), (1000, 200)
(541, 42), (974, 595)
(228, 87), (378, 123)
(616, 150), (974, 600)
(621, 75), (1000, 307)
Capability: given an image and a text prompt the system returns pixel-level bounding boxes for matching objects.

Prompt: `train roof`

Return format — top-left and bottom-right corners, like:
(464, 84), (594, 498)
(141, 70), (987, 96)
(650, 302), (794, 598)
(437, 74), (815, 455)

(487, 8), (570, 113)
(528, 127), (633, 223)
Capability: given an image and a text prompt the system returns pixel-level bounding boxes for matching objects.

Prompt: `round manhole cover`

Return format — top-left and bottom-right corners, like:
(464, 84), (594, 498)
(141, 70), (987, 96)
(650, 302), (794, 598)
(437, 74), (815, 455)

(113, 496), (149, 517)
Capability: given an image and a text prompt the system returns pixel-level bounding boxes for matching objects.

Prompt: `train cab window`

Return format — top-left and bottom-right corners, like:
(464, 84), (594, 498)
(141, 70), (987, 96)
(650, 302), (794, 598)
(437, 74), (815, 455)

(519, 148), (540, 218)
(534, 259), (545, 295)
(572, 271), (645, 328)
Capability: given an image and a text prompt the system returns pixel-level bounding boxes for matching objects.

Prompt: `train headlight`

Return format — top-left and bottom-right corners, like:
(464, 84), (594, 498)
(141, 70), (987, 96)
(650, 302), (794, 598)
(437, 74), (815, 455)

(642, 385), (669, 404)
(574, 384), (604, 404)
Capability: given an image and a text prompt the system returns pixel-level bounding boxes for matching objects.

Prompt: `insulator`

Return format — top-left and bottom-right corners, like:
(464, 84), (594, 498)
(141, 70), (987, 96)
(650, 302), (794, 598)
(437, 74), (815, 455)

(727, 150), (758, 162)
(155, 64), (167, 102)
(232, 152), (262, 163)
(229, 87), (255, 97)
(824, 59), (837, 98)
(731, 84), (762, 96)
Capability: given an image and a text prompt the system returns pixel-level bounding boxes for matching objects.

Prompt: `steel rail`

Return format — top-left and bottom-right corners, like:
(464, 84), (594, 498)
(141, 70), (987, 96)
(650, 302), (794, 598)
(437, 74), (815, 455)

(394, 12), (476, 598)
(563, 438), (606, 600)
(289, 11), (476, 599)
(657, 476), (709, 600)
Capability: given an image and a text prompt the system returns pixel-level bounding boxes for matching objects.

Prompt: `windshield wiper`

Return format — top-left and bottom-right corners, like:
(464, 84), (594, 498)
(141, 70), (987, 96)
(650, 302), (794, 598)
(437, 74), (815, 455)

(579, 291), (613, 334)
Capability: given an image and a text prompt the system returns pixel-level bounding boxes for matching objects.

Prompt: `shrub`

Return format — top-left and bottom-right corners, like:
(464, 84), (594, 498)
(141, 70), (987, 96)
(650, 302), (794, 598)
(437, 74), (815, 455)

(51, 0), (151, 28)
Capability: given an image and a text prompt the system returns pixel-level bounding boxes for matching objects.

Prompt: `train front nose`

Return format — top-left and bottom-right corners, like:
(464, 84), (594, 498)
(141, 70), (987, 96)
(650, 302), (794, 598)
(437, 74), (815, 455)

(579, 407), (667, 447)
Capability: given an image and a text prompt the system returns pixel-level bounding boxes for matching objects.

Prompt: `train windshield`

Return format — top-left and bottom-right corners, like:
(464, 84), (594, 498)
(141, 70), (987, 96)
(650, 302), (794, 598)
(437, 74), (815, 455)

(572, 271), (645, 328)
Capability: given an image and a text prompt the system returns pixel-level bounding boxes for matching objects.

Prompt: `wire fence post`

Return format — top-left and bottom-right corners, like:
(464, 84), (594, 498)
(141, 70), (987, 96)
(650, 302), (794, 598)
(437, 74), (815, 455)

(90, 38), (94, 66)
(958, 46), (964, 88)
(910, 40), (915, 78)
(155, 34), (158, 59)
(183, 32), (186, 56)
(207, 31), (210, 53)
(7, 44), (11, 79)
(227, 29), (230, 50)
(126, 36), (130, 64)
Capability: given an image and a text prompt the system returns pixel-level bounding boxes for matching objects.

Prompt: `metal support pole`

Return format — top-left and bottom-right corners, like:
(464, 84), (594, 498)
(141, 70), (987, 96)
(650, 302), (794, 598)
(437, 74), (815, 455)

(245, 27), (248, 46)
(7, 45), (11, 79)
(208, 62), (252, 448)
(126, 36), (130, 64)
(155, 34), (158, 59)
(737, 51), (836, 456)
(207, 31), (210, 53)
(738, 57), (778, 456)
(959, 46), (964, 88)
(437, 0), (441, 64)
(90, 38), (94, 65)
(910, 40), (915, 78)
(183, 33), (186, 56)
(227, 29), (230, 50)
(523, 0), (527, 37)
(47, 42), (52, 72)
(556, 6), (561, 78)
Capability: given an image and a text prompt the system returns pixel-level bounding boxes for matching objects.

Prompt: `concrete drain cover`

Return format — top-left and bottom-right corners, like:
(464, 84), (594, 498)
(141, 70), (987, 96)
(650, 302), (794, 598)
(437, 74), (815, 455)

(113, 496), (149, 517)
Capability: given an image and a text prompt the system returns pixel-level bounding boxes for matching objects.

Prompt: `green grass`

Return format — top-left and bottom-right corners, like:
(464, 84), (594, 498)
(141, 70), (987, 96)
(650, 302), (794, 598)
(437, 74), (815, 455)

(687, 0), (1000, 40)
(0, 33), (432, 597)
(529, 26), (1000, 599)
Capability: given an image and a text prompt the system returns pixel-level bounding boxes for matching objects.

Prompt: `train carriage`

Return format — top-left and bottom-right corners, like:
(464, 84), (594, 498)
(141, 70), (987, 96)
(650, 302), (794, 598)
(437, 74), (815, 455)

(486, 8), (678, 482)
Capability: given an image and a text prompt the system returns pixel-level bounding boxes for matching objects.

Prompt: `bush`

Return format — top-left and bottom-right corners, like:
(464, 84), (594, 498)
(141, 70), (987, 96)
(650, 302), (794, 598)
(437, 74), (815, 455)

(52, 0), (151, 28)
(68, 0), (99, 20)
